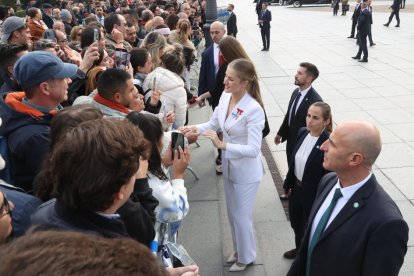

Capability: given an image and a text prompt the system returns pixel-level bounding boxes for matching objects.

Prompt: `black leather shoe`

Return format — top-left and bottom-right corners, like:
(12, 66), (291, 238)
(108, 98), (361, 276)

(352, 56), (361, 59)
(283, 249), (297, 259)
(370, 43), (376, 47)
(347, 35), (354, 38)
(395, 25), (400, 27)
(261, 48), (266, 51)
(359, 59), (368, 63)
(383, 23), (389, 27)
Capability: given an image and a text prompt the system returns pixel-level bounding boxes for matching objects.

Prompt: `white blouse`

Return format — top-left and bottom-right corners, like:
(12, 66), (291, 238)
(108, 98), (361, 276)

(294, 133), (319, 181)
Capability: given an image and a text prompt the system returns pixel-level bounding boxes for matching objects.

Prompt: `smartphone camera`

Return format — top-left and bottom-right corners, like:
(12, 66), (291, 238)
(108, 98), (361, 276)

(171, 131), (186, 159)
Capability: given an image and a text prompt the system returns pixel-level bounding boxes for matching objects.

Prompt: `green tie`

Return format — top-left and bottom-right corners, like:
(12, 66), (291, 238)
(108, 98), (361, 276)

(306, 188), (343, 276)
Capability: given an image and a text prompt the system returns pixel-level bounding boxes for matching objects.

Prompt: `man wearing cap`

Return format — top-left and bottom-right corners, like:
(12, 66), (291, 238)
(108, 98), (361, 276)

(42, 3), (55, 29)
(60, 9), (73, 36)
(0, 52), (78, 192)
(0, 16), (32, 48)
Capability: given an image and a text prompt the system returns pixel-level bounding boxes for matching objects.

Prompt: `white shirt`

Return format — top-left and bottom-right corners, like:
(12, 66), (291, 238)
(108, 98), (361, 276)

(294, 133), (319, 181)
(213, 43), (220, 74)
(289, 86), (312, 124)
(309, 173), (373, 246)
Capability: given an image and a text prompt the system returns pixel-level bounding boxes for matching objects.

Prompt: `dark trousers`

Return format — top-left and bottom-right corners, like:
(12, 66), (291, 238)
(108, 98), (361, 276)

(368, 26), (374, 45)
(288, 186), (311, 249)
(356, 33), (368, 60)
(350, 20), (357, 37)
(260, 27), (270, 49)
(387, 10), (400, 25)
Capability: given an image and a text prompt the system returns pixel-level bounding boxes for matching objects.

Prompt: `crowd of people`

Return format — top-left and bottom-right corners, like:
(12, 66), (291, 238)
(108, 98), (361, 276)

(0, 0), (410, 275)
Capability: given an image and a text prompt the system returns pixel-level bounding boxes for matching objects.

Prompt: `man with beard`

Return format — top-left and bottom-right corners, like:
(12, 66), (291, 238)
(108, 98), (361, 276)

(275, 62), (323, 165)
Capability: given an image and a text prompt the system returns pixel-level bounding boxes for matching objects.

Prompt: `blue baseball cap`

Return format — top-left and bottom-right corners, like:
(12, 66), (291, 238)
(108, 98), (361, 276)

(14, 51), (78, 89)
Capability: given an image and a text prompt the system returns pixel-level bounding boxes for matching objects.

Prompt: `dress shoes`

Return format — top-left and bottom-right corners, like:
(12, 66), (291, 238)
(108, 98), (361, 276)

(383, 23), (389, 27)
(370, 43), (376, 47)
(280, 194), (289, 201)
(229, 262), (253, 272)
(226, 252), (238, 264)
(283, 248), (297, 259)
(261, 48), (266, 51)
(358, 59), (368, 63)
(395, 25), (400, 27)
(352, 56), (361, 60)
(347, 35), (354, 38)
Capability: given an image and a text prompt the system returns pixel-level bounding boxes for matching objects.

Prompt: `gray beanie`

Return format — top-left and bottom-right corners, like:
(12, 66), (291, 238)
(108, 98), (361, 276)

(60, 9), (71, 22)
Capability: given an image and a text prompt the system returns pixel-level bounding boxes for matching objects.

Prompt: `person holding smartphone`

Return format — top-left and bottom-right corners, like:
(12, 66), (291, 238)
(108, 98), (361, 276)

(181, 59), (265, 272)
(126, 112), (190, 236)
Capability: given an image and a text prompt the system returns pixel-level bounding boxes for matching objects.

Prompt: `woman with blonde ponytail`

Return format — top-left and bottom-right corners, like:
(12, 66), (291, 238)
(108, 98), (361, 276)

(181, 58), (265, 272)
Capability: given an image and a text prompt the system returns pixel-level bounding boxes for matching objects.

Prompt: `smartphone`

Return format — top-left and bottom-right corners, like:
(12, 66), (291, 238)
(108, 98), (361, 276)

(171, 132), (185, 159)
(44, 29), (56, 42)
(93, 28), (99, 43)
(114, 48), (130, 70)
(152, 77), (157, 91)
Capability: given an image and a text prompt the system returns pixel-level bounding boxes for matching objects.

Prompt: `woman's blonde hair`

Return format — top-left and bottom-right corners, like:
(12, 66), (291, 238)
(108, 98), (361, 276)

(228, 58), (264, 108)
(176, 19), (191, 44)
(85, 67), (105, 95)
(141, 32), (166, 69)
(70, 26), (83, 42)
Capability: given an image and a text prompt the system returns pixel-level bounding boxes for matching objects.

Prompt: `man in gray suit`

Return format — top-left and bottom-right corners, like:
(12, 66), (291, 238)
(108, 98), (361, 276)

(288, 121), (408, 276)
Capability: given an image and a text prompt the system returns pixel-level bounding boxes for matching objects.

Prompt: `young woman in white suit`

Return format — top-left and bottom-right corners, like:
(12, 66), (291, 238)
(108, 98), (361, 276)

(181, 58), (265, 272)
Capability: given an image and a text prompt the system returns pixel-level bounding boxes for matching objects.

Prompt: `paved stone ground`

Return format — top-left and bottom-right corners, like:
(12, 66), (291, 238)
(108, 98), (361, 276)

(179, 0), (414, 275)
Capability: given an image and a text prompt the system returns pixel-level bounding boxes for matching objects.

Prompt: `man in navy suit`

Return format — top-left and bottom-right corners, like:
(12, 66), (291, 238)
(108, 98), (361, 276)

(259, 2), (272, 51)
(198, 21), (226, 98)
(226, 4), (237, 38)
(352, 1), (371, 62)
(287, 121), (408, 276)
(275, 62), (322, 164)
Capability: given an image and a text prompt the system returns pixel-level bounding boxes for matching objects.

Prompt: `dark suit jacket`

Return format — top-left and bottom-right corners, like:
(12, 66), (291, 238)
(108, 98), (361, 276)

(391, 0), (400, 10)
(259, 9), (272, 30)
(288, 173), (409, 276)
(198, 44), (216, 96)
(277, 87), (322, 163)
(256, 0), (265, 15)
(227, 12), (238, 36)
(351, 3), (361, 21)
(283, 128), (330, 211)
(357, 8), (372, 35)
(42, 12), (55, 29)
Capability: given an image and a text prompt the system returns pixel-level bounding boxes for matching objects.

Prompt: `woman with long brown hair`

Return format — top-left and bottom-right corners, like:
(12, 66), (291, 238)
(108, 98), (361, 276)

(195, 36), (251, 174)
(181, 58), (265, 272)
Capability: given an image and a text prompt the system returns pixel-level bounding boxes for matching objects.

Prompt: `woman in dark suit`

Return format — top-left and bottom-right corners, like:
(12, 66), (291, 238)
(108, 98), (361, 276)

(282, 102), (333, 259)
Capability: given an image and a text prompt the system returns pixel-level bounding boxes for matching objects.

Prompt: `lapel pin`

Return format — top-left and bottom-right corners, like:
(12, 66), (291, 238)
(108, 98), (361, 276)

(316, 145), (320, 149)
(353, 202), (359, 208)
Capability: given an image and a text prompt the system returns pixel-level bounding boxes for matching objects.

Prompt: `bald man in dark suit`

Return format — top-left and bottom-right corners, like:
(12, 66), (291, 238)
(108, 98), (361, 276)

(288, 121), (408, 276)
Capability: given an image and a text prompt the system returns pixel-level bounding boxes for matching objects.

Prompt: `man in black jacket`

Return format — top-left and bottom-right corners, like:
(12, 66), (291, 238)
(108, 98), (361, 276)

(30, 119), (158, 245)
(383, 0), (400, 27)
(275, 62), (322, 164)
(226, 4), (237, 37)
(347, 0), (361, 38)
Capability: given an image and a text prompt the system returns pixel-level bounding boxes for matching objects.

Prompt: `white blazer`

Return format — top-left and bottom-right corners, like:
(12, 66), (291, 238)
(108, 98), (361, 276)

(197, 92), (265, 184)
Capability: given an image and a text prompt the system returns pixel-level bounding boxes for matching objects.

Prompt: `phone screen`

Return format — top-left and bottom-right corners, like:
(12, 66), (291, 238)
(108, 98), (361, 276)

(171, 132), (185, 159)
(115, 48), (130, 70)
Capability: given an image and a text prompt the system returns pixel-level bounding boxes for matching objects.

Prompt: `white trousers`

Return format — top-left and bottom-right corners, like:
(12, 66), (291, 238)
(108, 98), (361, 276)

(223, 178), (260, 264)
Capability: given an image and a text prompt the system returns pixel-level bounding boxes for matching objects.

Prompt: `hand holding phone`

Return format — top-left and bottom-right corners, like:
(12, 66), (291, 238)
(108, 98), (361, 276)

(171, 131), (186, 160)
(114, 48), (130, 70)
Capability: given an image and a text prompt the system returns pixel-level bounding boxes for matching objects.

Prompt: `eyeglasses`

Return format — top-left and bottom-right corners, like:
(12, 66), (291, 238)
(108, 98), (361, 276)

(0, 192), (12, 219)
(58, 38), (68, 43)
